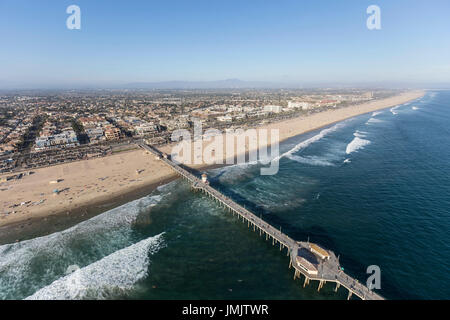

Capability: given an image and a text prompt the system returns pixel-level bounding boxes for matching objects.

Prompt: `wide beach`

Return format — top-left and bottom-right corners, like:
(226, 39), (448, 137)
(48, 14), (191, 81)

(0, 90), (424, 243)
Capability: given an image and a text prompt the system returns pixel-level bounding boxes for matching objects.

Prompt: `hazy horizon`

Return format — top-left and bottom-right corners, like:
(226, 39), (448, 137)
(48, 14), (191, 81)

(1, 0), (449, 89)
(1, 78), (449, 91)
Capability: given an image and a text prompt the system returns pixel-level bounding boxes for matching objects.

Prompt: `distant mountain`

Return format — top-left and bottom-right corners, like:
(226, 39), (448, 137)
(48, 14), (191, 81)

(1, 78), (446, 91)
(123, 79), (294, 89)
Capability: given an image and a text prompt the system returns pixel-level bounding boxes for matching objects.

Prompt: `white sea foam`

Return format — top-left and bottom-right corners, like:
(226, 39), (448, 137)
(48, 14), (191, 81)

(25, 233), (165, 300)
(412, 106), (419, 110)
(287, 154), (335, 167)
(372, 111), (383, 117)
(353, 130), (368, 138)
(209, 158), (260, 183)
(0, 193), (163, 300)
(343, 158), (351, 163)
(226, 159), (259, 169)
(365, 117), (383, 125)
(211, 120), (349, 177)
(346, 137), (371, 154)
(390, 105), (401, 115)
(272, 121), (347, 162)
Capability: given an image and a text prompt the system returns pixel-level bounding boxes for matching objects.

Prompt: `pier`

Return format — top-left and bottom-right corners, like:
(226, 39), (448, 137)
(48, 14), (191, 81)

(138, 141), (384, 300)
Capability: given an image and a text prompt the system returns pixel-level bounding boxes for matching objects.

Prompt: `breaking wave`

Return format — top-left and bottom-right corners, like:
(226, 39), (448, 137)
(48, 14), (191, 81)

(0, 193), (163, 300)
(365, 117), (383, 125)
(25, 233), (165, 300)
(372, 111), (383, 117)
(346, 137), (371, 154)
(272, 121), (347, 162)
(287, 155), (335, 167)
(353, 130), (368, 138)
(390, 105), (401, 115)
(211, 121), (348, 176)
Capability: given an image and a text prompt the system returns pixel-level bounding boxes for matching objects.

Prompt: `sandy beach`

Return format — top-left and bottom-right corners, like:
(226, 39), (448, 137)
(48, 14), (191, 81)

(159, 90), (425, 164)
(0, 90), (424, 242)
(0, 149), (176, 239)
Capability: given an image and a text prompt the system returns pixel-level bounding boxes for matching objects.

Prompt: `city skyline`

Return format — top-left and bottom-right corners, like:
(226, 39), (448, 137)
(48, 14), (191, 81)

(1, 0), (450, 89)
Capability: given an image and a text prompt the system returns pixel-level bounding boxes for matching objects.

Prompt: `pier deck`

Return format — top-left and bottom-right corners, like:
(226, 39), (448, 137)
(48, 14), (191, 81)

(138, 142), (384, 300)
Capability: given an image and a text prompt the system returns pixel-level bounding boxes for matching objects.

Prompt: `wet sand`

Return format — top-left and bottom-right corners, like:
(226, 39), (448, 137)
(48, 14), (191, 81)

(0, 175), (175, 244)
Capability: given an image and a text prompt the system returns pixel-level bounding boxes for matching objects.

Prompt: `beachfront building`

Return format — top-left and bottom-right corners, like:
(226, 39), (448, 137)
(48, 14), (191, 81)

(234, 113), (247, 120)
(134, 122), (158, 136)
(264, 105), (283, 113)
(317, 99), (338, 107)
(104, 127), (121, 140)
(217, 115), (233, 122)
(78, 115), (123, 143)
(159, 117), (190, 131)
(79, 116), (110, 128)
(288, 101), (312, 110)
(85, 127), (105, 143)
(0, 144), (15, 156)
(227, 105), (243, 113)
(35, 129), (79, 151)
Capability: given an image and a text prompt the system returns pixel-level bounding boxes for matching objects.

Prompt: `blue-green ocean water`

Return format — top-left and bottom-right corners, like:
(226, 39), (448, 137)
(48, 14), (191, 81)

(1, 91), (449, 300)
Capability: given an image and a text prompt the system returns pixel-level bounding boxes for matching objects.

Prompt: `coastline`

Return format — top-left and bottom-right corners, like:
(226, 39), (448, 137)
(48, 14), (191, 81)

(0, 90), (425, 244)
(0, 175), (175, 244)
(158, 90), (425, 163)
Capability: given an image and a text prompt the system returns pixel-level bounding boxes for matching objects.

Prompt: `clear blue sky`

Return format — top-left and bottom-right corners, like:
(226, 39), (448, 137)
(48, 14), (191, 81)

(0, 0), (449, 88)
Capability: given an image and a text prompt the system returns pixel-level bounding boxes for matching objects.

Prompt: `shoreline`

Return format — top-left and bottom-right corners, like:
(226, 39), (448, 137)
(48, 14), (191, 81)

(0, 175), (176, 245)
(0, 90), (425, 244)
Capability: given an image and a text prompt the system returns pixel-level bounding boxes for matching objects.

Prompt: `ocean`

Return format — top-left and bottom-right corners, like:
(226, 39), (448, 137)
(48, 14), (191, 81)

(1, 90), (449, 300)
